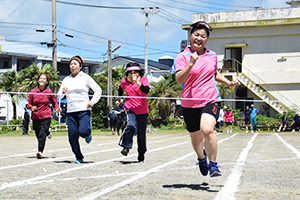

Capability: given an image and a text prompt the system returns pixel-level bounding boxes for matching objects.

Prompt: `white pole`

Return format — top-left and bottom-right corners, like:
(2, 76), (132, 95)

(58, 98), (61, 124)
(145, 12), (149, 76)
(6, 99), (9, 128)
(141, 2), (159, 77)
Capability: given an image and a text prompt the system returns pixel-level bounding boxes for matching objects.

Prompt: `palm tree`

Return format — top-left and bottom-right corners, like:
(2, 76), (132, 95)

(0, 71), (19, 119)
(148, 74), (181, 119)
(0, 64), (61, 119)
(17, 63), (61, 94)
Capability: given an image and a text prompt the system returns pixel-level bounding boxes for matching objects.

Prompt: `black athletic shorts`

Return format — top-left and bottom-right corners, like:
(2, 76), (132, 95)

(245, 118), (250, 125)
(182, 102), (220, 132)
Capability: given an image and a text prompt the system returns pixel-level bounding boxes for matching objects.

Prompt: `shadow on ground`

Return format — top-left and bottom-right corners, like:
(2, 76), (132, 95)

(54, 160), (95, 164)
(118, 161), (140, 165)
(162, 182), (222, 192)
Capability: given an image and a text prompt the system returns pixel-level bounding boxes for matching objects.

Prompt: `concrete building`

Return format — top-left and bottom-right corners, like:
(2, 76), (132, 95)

(0, 37), (102, 121)
(0, 38), (101, 78)
(182, 1), (300, 117)
(99, 55), (174, 83)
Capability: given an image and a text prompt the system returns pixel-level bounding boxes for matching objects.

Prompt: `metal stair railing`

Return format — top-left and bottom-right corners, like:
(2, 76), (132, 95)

(222, 58), (299, 112)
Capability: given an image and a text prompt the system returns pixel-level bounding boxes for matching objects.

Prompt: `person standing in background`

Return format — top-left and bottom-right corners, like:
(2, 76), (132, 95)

(216, 106), (225, 133)
(107, 110), (119, 136)
(224, 108), (233, 133)
(22, 103), (31, 135)
(244, 106), (252, 133)
(250, 104), (258, 133)
(114, 100), (126, 136)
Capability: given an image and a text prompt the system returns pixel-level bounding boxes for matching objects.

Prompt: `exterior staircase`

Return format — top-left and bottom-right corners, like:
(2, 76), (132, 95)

(223, 59), (299, 113)
(237, 73), (287, 113)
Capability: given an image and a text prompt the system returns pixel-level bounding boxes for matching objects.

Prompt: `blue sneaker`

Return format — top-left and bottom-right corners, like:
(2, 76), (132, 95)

(209, 161), (222, 177)
(85, 135), (92, 144)
(74, 159), (84, 164)
(197, 150), (209, 176)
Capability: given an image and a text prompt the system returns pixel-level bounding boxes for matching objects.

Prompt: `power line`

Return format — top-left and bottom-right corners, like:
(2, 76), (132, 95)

(57, 30), (107, 45)
(43, 0), (143, 9)
(156, 14), (185, 24)
(148, 0), (200, 12)
(58, 25), (178, 54)
(159, 9), (190, 24)
(0, 21), (51, 26)
(191, 0), (254, 9)
(0, 25), (40, 30)
(57, 40), (105, 55)
(1, 0), (28, 21)
(4, 39), (45, 45)
(162, 0), (230, 11)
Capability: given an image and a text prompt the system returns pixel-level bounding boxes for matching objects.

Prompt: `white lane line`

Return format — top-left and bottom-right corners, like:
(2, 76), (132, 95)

(275, 133), (300, 158)
(21, 156), (299, 186)
(218, 133), (238, 144)
(0, 136), (189, 170)
(0, 136), (188, 160)
(0, 141), (116, 159)
(215, 133), (258, 200)
(16, 172), (142, 186)
(0, 141), (190, 190)
(79, 134), (239, 200)
(80, 152), (196, 200)
(0, 147), (119, 170)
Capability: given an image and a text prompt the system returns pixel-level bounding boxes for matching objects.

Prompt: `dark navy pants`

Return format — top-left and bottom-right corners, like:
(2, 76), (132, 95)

(119, 110), (148, 156)
(67, 110), (91, 160)
(23, 118), (29, 135)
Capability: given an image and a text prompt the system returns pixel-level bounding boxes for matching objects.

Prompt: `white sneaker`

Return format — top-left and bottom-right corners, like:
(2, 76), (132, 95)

(36, 152), (43, 159)
(251, 131), (254, 133)
(227, 130), (229, 133)
(48, 132), (52, 139)
(246, 130), (248, 133)
(277, 129), (280, 132)
(230, 130), (232, 133)
(292, 129), (295, 133)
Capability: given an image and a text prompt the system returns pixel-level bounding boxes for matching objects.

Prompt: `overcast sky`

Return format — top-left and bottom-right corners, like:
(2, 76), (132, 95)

(0, 0), (290, 62)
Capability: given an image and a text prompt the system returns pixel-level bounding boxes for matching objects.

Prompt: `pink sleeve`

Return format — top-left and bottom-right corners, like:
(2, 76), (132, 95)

(175, 54), (187, 72)
(140, 77), (150, 88)
(120, 78), (126, 90)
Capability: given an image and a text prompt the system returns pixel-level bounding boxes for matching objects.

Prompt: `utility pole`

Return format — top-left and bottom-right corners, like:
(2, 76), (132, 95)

(108, 40), (112, 113)
(107, 40), (121, 114)
(52, 0), (57, 71)
(141, 3), (159, 76)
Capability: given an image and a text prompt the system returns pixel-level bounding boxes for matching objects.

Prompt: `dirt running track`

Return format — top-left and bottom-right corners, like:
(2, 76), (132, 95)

(0, 132), (300, 199)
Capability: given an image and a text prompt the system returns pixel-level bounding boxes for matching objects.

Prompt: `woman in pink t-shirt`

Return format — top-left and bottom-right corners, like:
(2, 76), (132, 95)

(224, 108), (234, 133)
(175, 21), (240, 177)
(118, 62), (150, 162)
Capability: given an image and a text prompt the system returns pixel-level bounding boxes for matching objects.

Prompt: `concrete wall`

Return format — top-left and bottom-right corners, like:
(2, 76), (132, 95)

(190, 6), (300, 113)
(193, 7), (300, 22)
(207, 24), (300, 84)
